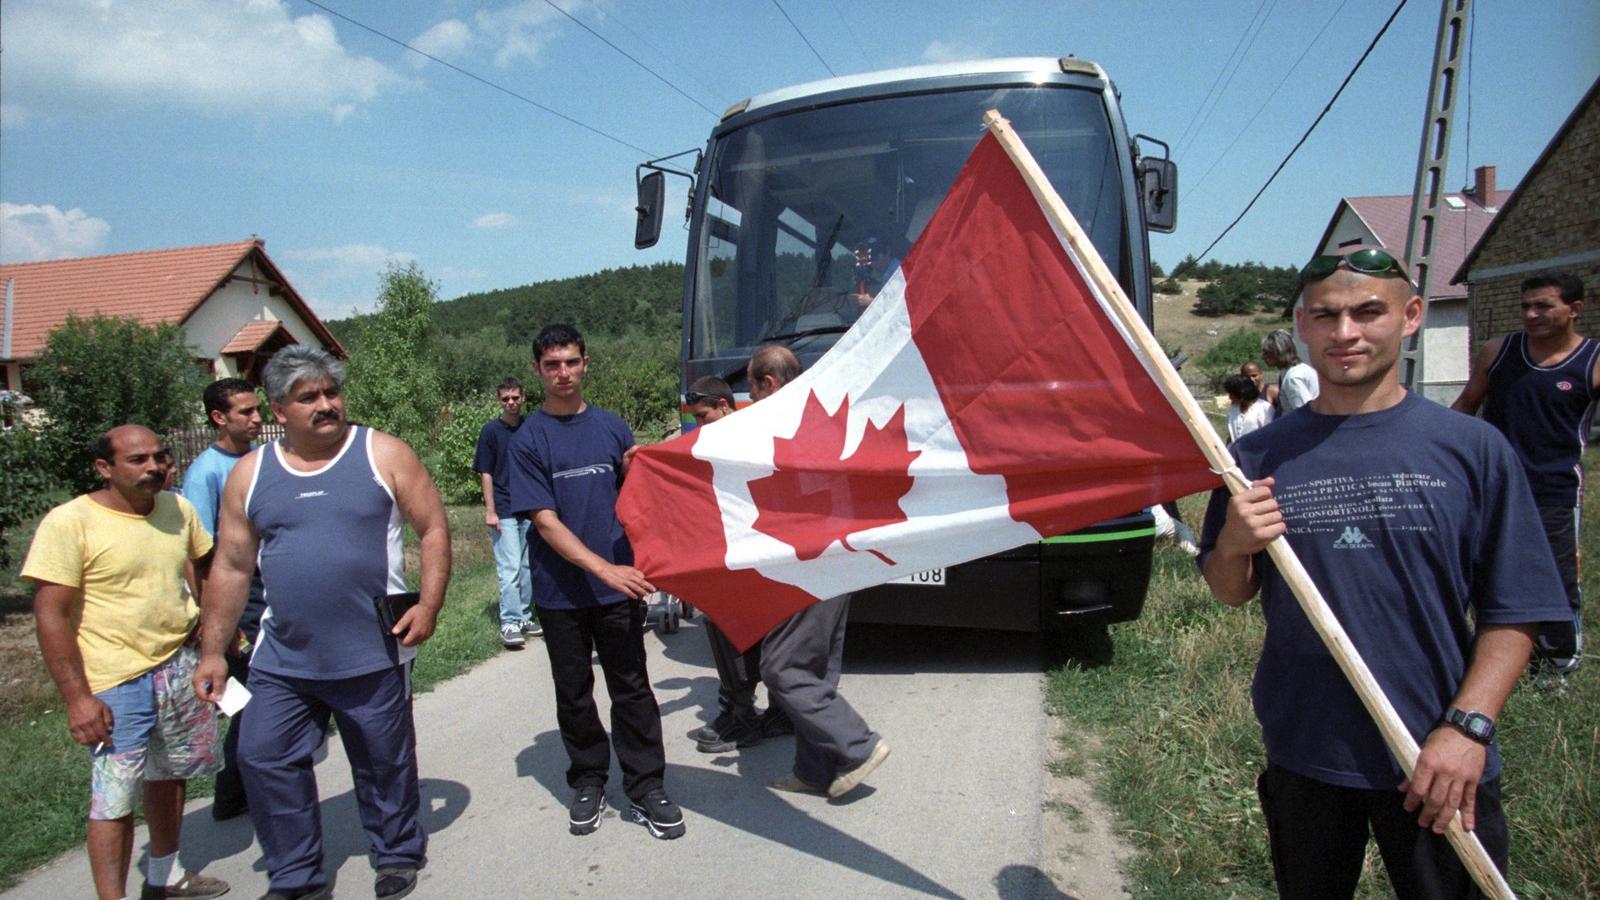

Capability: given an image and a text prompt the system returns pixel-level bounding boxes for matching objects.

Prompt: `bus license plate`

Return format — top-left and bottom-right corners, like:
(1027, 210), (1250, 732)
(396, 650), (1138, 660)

(890, 568), (945, 587)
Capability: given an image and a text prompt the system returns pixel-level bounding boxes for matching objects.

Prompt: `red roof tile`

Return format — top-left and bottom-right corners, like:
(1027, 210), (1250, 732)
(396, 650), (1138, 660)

(0, 239), (343, 360)
(1338, 189), (1512, 299)
(221, 319), (297, 354)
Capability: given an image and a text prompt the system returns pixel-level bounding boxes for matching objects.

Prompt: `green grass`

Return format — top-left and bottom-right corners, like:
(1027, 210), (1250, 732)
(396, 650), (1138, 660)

(1048, 488), (1600, 898)
(0, 503), (503, 888)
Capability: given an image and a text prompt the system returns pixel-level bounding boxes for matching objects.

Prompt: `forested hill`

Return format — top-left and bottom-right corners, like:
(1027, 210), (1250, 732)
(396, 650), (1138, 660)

(327, 261), (685, 347)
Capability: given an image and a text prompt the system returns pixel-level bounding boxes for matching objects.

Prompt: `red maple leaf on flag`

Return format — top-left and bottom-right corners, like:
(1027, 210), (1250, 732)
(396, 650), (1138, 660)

(747, 390), (921, 565)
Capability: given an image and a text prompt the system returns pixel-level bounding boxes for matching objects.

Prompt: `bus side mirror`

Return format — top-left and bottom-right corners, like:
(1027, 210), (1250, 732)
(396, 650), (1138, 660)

(635, 170), (666, 249)
(1139, 157), (1177, 233)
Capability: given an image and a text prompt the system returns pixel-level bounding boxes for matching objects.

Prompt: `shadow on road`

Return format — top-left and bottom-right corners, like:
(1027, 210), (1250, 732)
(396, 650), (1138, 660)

(514, 729), (961, 899)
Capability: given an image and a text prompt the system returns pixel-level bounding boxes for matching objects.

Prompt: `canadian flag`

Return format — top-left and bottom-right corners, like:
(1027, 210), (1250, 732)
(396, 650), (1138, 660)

(617, 129), (1219, 651)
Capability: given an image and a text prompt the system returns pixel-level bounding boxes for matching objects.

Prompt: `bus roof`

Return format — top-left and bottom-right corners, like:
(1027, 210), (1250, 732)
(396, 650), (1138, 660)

(724, 56), (1108, 121)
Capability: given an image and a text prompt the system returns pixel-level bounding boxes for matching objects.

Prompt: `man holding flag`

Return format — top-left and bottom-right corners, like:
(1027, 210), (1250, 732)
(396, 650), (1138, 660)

(1199, 245), (1569, 897)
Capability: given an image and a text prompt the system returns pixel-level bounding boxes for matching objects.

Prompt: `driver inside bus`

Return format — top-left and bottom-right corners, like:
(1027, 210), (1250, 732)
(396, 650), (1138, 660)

(851, 234), (902, 309)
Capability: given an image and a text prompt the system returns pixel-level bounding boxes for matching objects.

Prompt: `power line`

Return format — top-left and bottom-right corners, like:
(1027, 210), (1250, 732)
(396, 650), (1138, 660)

(1172, 0), (1270, 160)
(296, 0), (657, 157)
(1183, 0), (1354, 200)
(1176, 0), (1283, 163)
(598, 8), (728, 111)
(1191, 0), (1410, 264)
(772, 0), (836, 77)
(827, 0), (873, 69)
(540, 0), (719, 118)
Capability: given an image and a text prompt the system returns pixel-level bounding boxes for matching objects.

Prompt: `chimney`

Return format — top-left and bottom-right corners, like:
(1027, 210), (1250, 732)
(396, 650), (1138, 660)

(1472, 165), (1496, 203)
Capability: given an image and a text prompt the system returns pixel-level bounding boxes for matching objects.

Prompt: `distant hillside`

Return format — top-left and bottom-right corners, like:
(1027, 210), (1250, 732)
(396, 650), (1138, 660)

(328, 261), (685, 348)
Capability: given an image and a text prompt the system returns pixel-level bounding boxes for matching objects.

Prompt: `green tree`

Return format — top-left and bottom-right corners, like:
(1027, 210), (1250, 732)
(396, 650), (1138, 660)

(0, 392), (55, 568)
(32, 315), (206, 493)
(343, 262), (445, 451)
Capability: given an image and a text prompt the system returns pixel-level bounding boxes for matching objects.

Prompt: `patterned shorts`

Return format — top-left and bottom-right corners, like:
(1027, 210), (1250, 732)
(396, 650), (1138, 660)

(89, 645), (222, 820)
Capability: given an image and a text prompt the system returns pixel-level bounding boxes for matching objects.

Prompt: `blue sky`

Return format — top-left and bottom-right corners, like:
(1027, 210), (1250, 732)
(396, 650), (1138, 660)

(1, 0), (1595, 319)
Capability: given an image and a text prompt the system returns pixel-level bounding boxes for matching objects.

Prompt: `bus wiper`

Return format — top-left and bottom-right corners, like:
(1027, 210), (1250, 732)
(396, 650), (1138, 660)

(757, 325), (852, 345)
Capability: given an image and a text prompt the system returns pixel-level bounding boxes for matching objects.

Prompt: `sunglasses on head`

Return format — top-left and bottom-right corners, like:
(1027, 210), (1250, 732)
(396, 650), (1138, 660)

(685, 391), (724, 405)
(1301, 248), (1413, 285)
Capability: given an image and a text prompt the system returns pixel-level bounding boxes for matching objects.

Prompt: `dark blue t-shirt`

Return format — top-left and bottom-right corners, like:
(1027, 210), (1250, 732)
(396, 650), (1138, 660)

(472, 417), (521, 518)
(1198, 393), (1568, 789)
(506, 405), (635, 610)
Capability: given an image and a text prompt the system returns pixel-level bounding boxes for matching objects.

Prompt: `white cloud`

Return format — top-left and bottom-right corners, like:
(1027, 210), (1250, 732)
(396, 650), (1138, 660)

(921, 39), (988, 64)
(0, 202), (111, 263)
(1, 0), (403, 122)
(474, 1), (566, 68)
(472, 212), (518, 229)
(410, 18), (473, 67)
(281, 243), (417, 274)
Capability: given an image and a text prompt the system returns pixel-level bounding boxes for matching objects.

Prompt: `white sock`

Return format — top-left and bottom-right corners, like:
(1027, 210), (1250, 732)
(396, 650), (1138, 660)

(146, 851), (186, 887)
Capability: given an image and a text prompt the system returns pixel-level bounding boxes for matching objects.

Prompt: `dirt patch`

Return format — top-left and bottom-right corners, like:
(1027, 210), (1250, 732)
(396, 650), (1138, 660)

(1037, 718), (1135, 899)
(0, 586), (55, 724)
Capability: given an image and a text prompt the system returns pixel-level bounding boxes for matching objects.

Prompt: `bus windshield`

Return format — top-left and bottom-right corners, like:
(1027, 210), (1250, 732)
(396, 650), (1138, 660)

(690, 84), (1127, 364)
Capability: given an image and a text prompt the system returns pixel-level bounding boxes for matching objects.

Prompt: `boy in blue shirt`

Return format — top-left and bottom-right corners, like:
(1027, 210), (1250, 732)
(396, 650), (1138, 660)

(506, 324), (683, 840)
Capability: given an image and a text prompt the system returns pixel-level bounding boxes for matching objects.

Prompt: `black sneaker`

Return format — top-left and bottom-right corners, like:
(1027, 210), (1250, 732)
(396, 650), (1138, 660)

(760, 706), (795, 737)
(628, 789), (686, 840)
(691, 708), (735, 744)
(696, 710), (762, 753)
(569, 785), (606, 835)
(374, 866), (417, 900)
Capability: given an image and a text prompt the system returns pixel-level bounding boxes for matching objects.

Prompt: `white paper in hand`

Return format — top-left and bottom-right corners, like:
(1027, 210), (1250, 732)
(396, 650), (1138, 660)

(218, 677), (252, 717)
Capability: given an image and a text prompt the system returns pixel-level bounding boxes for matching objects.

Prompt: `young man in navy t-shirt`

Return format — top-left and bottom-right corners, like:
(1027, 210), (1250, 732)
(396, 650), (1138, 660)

(474, 376), (539, 648)
(1200, 245), (1569, 897)
(506, 323), (684, 840)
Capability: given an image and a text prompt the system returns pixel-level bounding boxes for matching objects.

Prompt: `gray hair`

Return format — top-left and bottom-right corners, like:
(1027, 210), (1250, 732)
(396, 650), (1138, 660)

(1260, 330), (1300, 366)
(262, 344), (345, 403)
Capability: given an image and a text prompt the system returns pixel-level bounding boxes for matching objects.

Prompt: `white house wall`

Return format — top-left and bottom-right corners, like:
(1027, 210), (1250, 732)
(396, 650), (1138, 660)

(182, 262), (325, 371)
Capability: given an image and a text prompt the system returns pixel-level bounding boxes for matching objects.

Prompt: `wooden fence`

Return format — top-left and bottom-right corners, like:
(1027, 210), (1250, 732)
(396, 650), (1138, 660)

(168, 423), (285, 485)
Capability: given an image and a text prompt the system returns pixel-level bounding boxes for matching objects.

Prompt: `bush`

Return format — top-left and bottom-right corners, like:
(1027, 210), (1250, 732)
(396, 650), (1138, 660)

(1197, 328), (1269, 393)
(434, 397), (500, 505)
(31, 315), (206, 493)
(1155, 276), (1183, 295)
(0, 394), (55, 569)
(343, 262), (446, 451)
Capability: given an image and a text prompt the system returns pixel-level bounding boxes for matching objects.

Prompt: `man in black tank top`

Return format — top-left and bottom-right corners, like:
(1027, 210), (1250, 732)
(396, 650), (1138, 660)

(1454, 271), (1596, 684)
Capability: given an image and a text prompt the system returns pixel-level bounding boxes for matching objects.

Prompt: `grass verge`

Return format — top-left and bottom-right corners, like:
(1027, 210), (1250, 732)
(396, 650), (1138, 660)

(0, 503), (503, 887)
(1047, 490), (1598, 898)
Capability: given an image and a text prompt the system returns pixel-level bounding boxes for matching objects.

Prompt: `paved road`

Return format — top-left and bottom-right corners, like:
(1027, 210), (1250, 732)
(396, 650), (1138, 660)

(4, 613), (1081, 899)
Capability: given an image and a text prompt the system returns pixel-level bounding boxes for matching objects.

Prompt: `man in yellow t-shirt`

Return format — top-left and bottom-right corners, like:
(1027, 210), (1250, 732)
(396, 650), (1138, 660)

(23, 425), (229, 900)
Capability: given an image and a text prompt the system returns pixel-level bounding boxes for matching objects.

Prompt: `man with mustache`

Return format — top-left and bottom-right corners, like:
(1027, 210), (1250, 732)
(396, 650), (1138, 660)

(194, 345), (451, 900)
(24, 425), (229, 900)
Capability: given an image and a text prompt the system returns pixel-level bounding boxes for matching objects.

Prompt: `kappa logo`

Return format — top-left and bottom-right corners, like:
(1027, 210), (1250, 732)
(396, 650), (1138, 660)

(554, 463), (614, 480)
(1557, 379), (1574, 392)
(295, 490), (328, 500)
(1332, 526), (1373, 549)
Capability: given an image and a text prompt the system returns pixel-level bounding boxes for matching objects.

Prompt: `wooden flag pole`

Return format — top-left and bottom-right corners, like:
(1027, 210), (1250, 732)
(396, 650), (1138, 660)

(982, 110), (1515, 900)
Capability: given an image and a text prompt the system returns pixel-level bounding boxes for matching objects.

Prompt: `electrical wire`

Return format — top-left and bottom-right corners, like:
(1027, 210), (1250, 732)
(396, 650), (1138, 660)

(296, 0), (657, 156)
(540, 0), (719, 118)
(827, 0), (873, 69)
(1190, 0), (1410, 264)
(772, 0), (836, 77)
(1183, 0), (1354, 200)
(1172, 0), (1270, 160)
(1177, 0), (1282, 162)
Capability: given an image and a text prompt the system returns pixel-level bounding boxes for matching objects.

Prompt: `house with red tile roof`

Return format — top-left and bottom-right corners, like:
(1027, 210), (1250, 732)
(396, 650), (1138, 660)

(0, 239), (343, 393)
(1304, 166), (1512, 404)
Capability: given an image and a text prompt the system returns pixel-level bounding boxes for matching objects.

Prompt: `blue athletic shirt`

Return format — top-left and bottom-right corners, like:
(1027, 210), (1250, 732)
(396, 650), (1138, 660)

(472, 417), (522, 518)
(246, 426), (412, 679)
(1198, 393), (1568, 789)
(181, 443), (250, 537)
(1481, 332), (1599, 508)
(506, 405), (635, 610)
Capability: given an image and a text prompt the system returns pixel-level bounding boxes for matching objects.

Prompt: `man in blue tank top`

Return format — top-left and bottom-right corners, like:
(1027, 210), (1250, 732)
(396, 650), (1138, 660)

(1200, 245), (1569, 898)
(1453, 271), (1596, 684)
(506, 323), (685, 840)
(193, 345), (451, 900)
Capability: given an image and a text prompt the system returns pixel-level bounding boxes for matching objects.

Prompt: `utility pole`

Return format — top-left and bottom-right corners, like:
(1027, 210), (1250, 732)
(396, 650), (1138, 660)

(1399, 0), (1471, 398)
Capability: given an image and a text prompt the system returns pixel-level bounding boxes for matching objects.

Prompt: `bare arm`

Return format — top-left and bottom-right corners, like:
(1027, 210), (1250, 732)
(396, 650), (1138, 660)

(1402, 623), (1534, 833)
(480, 473), (499, 529)
(194, 454), (261, 702)
(532, 509), (654, 599)
(376, 431), (450, 646)
(33, 581), (113, 746)
(1200, 478), (1286, 606)
(1450, 337), (1503, 415)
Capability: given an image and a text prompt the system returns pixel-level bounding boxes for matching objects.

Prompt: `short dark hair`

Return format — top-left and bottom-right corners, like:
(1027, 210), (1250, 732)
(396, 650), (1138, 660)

(1521, 272), (1584, 304)
(203, 378), (257, 427)
(496, 377), (523, 395)
(534, 324), (585, 360)
(1224, 373), (1260, 402)
(91, 432), (117, 463)
(687, 376), (734, 408)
